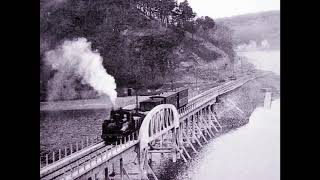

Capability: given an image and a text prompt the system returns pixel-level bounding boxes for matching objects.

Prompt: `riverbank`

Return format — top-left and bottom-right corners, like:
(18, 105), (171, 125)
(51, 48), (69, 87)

(216, 72), (280, 133)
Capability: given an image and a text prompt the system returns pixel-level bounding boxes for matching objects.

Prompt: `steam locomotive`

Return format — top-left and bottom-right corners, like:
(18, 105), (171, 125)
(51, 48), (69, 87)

(101, 88), (188, 144)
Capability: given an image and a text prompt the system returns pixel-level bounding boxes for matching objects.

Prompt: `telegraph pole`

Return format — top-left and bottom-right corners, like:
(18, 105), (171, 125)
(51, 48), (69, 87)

(240, 57), (243, 74)
(233, 61), (235, 77)
(134, 74), (139, 112)
(195, 66), (198, 93)
(135, 89), (139, 112)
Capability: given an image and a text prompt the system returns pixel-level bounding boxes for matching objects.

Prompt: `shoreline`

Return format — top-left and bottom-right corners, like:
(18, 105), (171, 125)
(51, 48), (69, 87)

(236, 48), (280, 53)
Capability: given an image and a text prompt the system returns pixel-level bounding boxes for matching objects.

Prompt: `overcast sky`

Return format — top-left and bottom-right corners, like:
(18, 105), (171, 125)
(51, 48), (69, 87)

(178, 0), (280, 19)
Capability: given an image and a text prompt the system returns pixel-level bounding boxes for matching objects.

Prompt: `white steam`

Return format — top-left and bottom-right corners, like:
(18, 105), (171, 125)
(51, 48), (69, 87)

(45, 37), (117, 104)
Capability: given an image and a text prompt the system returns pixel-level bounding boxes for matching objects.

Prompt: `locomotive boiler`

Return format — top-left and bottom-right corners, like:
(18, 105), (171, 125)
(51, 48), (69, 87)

(101, 88), (188, 144)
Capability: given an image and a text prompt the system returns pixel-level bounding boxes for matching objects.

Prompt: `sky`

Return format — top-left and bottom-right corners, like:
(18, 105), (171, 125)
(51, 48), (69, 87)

(178, 0), (280, 19)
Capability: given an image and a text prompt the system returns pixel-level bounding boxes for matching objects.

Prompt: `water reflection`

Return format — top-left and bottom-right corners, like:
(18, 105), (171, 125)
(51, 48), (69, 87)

(175, 99), (280, 180)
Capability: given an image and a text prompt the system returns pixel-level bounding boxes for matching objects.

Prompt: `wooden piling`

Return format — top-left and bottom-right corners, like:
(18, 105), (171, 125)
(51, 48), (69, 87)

(264, 91), (272, 109)
(183, 131), (198, 153)
(105, 167), (110, 180)
(120, 158), (124, 180)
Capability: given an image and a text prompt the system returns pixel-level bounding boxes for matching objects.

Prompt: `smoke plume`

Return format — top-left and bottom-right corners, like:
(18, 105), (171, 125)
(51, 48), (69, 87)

(44, 37), (117, 104)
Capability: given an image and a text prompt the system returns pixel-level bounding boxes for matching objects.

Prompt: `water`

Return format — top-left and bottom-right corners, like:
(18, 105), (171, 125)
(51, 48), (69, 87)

(174, 50), (280, 180)
(238, 50), (280, 75)
(176, 99), (280, 180)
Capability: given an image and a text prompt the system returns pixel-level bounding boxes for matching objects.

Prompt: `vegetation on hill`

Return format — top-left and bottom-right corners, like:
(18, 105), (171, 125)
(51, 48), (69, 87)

(216, 10), (280, 49)
(40, 0), (235, 101)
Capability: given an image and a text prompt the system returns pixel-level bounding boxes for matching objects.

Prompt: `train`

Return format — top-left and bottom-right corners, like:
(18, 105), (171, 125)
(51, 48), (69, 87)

(101, 88), (188, 144)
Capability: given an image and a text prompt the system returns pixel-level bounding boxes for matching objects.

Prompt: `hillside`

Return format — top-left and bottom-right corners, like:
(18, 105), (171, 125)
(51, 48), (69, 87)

(40, 0), (235, 101)
(217, 10), (280, 49)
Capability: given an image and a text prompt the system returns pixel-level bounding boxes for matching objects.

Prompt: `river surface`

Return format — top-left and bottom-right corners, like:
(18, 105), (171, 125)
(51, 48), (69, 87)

(174, 50), (280, 180)
(238, 50), (280, 75)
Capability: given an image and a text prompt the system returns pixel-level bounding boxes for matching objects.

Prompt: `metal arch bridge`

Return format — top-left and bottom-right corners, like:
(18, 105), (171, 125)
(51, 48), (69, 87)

(40, 74), (266, 180)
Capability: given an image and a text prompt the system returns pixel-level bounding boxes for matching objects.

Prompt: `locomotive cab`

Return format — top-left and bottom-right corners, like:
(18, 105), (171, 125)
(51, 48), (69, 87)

(101, 108), (144, 144)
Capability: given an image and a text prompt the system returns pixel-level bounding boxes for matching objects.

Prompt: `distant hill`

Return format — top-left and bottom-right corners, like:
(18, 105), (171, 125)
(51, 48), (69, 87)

(216, 10), (280, 49)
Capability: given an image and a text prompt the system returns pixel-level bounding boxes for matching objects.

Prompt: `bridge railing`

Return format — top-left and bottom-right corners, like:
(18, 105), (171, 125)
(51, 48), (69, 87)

(40, 131), (140, 180)
(40, 135), (101, 169)
(178, 75), (258, 117)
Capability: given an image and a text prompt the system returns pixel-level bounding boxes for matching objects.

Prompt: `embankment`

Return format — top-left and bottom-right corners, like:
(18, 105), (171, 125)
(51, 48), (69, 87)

(215, 72), (280, 134)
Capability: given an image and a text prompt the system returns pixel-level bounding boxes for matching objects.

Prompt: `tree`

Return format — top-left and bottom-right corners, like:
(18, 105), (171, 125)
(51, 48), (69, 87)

(156, 0), (177, 24)
(210, 24), (235, 62)
(184, 20), (197, 38)
(196, 16), (215, 31)
(176, 0), (196, 28)
(128, 33), (179, 87)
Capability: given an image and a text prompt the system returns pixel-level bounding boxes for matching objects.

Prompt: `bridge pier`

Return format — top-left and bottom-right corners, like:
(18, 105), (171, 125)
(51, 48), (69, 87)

(104, 167), (109, 180)
(263, 88), (272, 109)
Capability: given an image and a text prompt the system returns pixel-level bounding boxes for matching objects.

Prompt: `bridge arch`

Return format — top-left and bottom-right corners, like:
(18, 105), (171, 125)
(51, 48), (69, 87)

(137, 104), (180, 178)
(138, 104), (180, 151)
